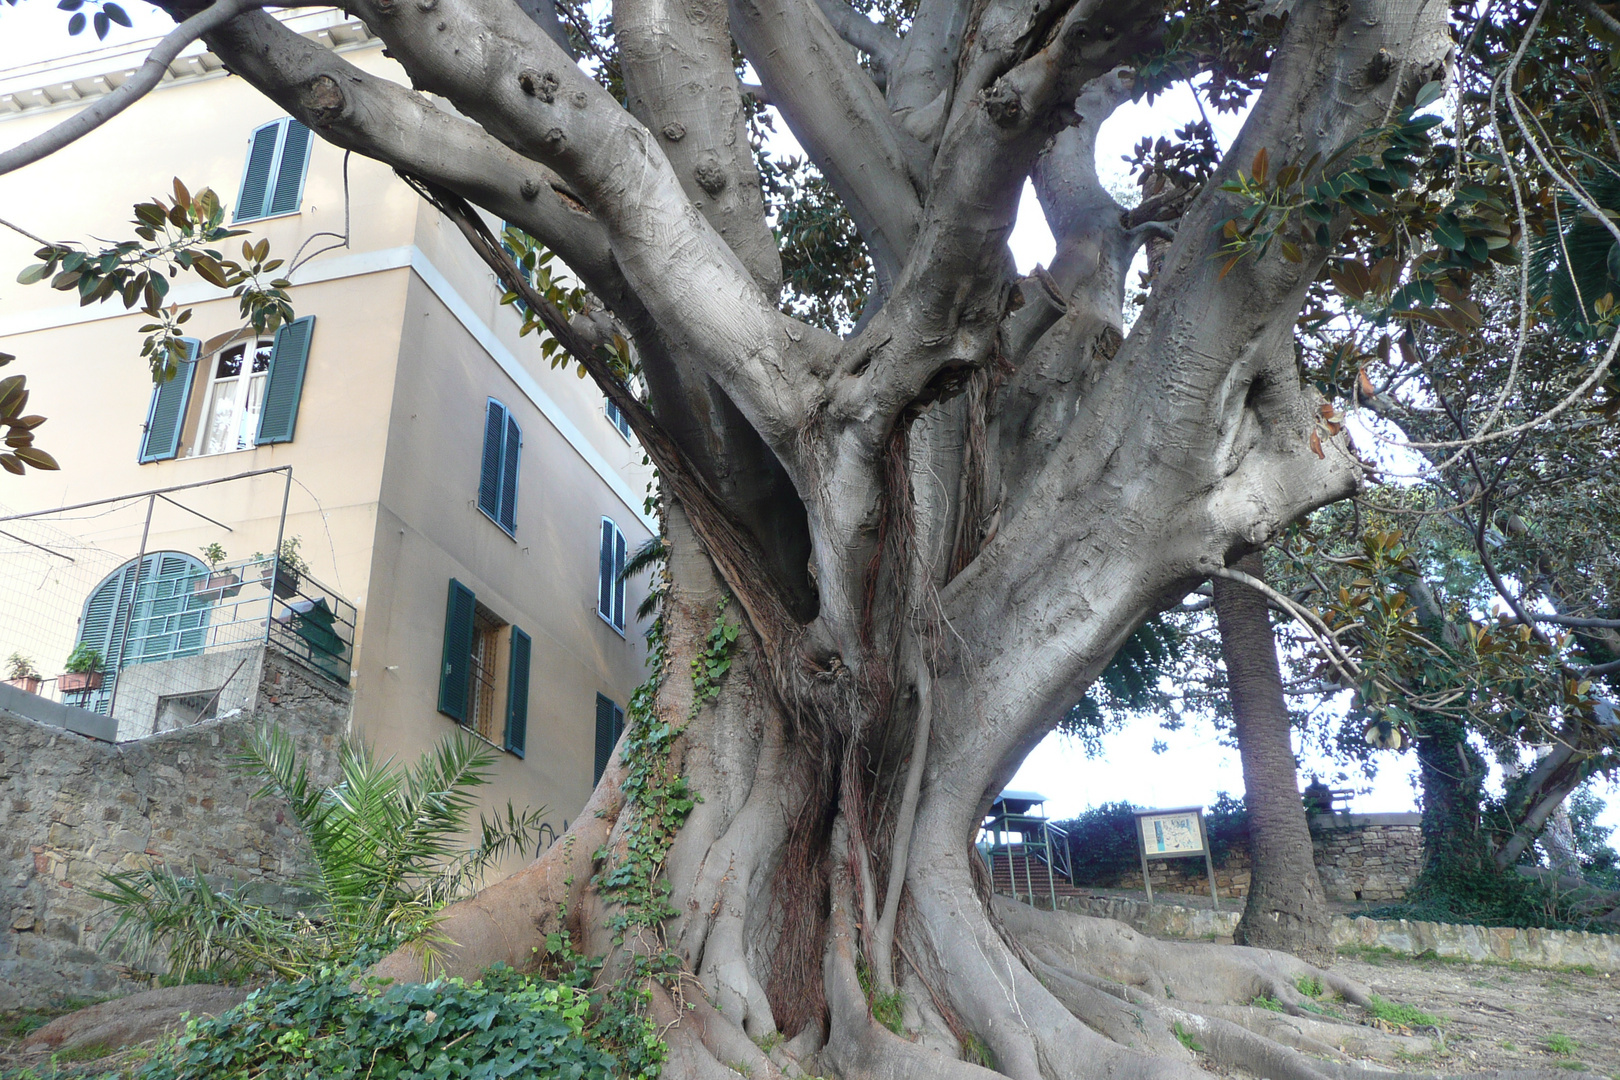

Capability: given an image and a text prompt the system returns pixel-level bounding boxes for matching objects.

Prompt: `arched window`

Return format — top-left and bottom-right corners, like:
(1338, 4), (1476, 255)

(75, 552), (211, 713)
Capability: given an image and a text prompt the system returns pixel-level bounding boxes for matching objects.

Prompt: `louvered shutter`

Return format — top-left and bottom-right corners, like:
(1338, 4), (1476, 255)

(498, 414), (521, 535)
(594, 692), (623, 785)
(138, 338), (200, 463)
(266, 120), (312, 217)
(132, 554), (210, 661)
(437, 579), (477, 722)
(77, 560), (139, 713)
(256, 315), (315, 445)
(505, 627), (531, 757)
(613, 526), (627, 630)
(235, 121), (281, 222)
(597, 519), (614, 621)
(478, 400), (505, 520)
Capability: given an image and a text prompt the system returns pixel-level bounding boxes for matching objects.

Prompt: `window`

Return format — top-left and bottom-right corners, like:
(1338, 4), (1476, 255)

(197, 339), (272, 456)
(235, 118), (313, 223)
(75, 552), (211, 714)
(137, 316), (315, 463)
(594, 692), (625, 785)
(478, 399), (521, 536)
(437, 578), (529, 755)
(597, 517), (627, 634)
(604, 398), (633, 441)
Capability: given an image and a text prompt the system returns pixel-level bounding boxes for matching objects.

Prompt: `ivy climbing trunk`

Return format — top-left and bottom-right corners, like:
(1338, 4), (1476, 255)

(1212, 553), (1335, 964)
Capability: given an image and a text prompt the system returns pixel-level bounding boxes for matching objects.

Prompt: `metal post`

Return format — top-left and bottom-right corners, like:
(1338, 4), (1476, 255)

(1042, 819), (1057, 908)
(1198, 809), (1220, 911)
(1135, 814), (1155, 908)
(106, 494), (155, 722)
(1022, 822), (1035, 903)
(266, 467), (292, 645)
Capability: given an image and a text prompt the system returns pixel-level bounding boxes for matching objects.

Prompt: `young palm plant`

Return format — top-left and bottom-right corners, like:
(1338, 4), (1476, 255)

(93, 727), (548, 981)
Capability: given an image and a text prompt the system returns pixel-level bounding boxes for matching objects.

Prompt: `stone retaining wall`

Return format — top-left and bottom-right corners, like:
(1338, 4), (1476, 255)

(1108, 813), (1425, 903)
(0, 648), (349, 1010)
(1066, 895), (1620, 971)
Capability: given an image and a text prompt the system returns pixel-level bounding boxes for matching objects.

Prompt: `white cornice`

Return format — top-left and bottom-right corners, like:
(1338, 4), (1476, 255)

(0, 9), (378, 120)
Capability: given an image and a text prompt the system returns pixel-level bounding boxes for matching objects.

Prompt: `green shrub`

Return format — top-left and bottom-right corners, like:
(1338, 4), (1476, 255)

(135, 964), (661, 1080)
(93, 728), (548, 981)
(1055, 792), (1250, 886)
(1363, 995), (1443, 1028)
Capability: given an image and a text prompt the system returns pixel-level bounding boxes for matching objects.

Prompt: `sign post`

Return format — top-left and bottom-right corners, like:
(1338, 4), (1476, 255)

(1132, 806), (1219, 911)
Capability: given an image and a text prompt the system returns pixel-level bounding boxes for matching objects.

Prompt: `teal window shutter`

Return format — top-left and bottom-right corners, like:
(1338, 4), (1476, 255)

(235, 122), (281, 222)
(478, 400), (505, 521)
(438, 579), (477, 722)
(498, 413), (521, 534)
(235, 118), (313, 222)
(256, 315), (315, 445)
(138, 338), (200, 463)
(594, 692), (624, 785)
(597, 519), (626, 632)
(505, 626), (531, 757)
(266, 120), (312, 216)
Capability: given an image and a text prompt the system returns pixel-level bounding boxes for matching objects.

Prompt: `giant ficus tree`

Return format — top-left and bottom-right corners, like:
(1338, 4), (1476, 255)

(7, 0), (1614, 1072)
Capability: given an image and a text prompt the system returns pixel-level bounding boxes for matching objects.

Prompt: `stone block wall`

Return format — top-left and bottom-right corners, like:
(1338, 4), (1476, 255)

(0, 648), (349, 1010)
(1104, 812), (1425, 902)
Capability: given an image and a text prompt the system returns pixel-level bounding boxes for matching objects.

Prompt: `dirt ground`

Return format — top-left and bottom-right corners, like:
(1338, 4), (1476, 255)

(1327, 948), (1620, 1077)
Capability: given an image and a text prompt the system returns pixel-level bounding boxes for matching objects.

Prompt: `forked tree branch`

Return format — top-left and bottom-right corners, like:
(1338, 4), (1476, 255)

(0, 0), (267, 177)
(811, 0), (902, 76)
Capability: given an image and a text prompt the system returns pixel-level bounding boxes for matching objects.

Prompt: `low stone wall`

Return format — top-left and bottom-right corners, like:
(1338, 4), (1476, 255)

(0, 648), (349, 1010)
(1064, 895), (1620, 971)
(1107, 813), (1425, 903)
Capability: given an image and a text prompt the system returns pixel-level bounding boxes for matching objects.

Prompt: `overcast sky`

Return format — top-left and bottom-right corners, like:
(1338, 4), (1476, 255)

(2, 1), (1614, 843)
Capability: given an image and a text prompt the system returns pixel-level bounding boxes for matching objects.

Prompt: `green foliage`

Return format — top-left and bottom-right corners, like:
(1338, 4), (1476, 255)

(1530, 166), (1620, 339)
(0, 353), (58, 475)
(690, 597), (739, 714)
(1250, 994), (1284, 1012)
(762, 155), (874, 334)
(497, 226), (598, 377)
(1546, 1032), (1579, 1056)
(1171, 1021), (1204, 1053)
(1054, 793), (1248, 886)
(1294, 974), (1324, 998)
(53, 0), (132, 41)
(199, 544), (229, 570)
(93, 728), (548, 980)
(1362, 994), (1444, 1028)
(64, 644), (104, 674)
(959, 1033), (994, 1070)
(133, 964), (660, 1080)
(1059, 615), (1186, 752)
(16, 179), (292, 384)
(5, 651), (40, 680)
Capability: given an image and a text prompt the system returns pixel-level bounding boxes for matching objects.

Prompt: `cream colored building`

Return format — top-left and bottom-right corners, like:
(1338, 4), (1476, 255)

(0, 10), (655, 847)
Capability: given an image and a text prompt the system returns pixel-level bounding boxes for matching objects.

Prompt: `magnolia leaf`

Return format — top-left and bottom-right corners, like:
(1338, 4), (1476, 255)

(0, 353), (12, 367)
(15, 447), (60, 471)
(1251, 147), (1270, 186)
(1309, 430), (1324, 458)
(0, 455), (23, 475)
(1413, 80), (1444, 108)
(16, 264), (50, 285)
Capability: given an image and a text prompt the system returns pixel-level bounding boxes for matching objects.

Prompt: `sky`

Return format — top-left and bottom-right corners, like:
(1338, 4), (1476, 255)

(2, 2), (1615, 844)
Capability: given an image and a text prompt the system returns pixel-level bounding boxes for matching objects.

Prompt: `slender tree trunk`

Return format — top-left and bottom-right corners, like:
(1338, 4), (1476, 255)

(1212, 553), (1334, 964)
(1412, 714), (1493, 885)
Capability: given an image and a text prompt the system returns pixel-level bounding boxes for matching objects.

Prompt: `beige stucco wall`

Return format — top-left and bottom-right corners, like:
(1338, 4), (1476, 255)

(0, 17), (658, 859)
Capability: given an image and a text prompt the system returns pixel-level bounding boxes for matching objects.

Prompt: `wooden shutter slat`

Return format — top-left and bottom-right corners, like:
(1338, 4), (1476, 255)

(478, 400), (504, 519)
(612, 527), (627, 630)
(138, 338), (199, 463)
(235, 121), (282, 222)
(505, 626), (531, 757)
(498, 414), (521, 534)
(594, 692), (618, 785)
(597, 520), (613, 620)
(256, 315), (315, 445)
(437, 579), (477, 723)
(266, 120), (312, 216)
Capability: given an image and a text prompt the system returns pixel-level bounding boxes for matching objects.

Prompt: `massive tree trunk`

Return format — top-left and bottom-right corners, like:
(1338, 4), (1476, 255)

(113, 0), (1565, 1074)
(1212, 552), (1335, 964)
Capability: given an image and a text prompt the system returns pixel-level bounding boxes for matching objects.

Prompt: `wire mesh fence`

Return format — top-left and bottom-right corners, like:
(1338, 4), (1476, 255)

(0, 468), (353, 741)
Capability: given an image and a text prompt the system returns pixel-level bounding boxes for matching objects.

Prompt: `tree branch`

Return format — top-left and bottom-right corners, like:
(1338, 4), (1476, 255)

(618, 0), (782, 291)
(0, 0), (265, 177)
(728, 0), (926, 294)
(811, 0), (902, 80)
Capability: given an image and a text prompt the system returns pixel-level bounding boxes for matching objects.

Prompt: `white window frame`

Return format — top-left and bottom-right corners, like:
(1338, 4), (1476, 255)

(191, 338), (273, 458)
(598, 516), (627, 635)
(604, 397), (634, 442)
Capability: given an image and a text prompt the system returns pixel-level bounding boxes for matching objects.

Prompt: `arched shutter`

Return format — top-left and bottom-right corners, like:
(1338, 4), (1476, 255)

(505, 626), (531, 758)
(138, 338), (200, 463)
(498, 413), (521, 534)
(75, 552), (210, 714)
(256, 315), (315, 445)
(235, 121), (281, 222)
(478, 400), (506, 520)
(266, 120), (312, 217)
(437, 579), (477, 723)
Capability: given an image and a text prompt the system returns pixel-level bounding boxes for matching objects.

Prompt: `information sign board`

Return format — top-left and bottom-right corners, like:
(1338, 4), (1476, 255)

(1130, 805), (1220, 910)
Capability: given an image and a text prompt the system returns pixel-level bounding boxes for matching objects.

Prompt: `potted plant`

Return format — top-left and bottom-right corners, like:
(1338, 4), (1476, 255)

(4, 653), (42, 695)
(194, 542), (242, 599)
(59, 644), (104, 693)
(258, 537), (309, 599)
